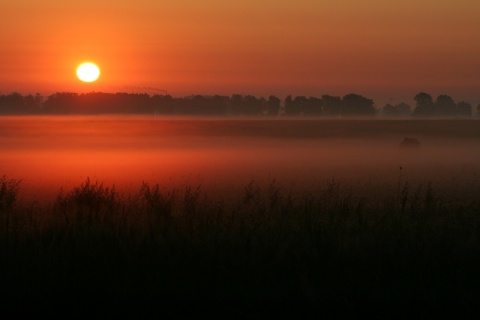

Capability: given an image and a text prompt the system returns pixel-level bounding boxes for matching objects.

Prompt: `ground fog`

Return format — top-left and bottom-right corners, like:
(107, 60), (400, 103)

(1, 116), (479, 202)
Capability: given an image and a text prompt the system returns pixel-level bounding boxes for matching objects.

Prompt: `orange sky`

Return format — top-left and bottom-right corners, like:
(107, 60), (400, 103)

(1, 0), (480, 104)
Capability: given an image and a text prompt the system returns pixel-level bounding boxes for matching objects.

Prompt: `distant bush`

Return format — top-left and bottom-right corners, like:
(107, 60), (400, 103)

(399, 137), (420, 148)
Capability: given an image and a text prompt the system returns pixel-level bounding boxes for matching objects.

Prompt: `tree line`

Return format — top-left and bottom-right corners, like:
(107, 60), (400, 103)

(0, 91), (477, 117)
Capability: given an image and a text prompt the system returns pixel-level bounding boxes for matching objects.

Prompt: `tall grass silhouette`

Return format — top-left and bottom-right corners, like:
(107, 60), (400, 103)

(0, 175), (479, 316)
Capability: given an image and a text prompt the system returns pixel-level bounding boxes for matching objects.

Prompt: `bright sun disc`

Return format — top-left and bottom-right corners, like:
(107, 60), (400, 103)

(76, 63), (100, 82)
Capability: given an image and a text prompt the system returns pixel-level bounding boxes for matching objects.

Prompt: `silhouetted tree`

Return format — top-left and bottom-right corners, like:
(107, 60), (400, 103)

(287, 96), (308, 115)
(230, 94), (243, 115)
(23, 93), (43, 113)
(413, 92), (435, 116)
(304, 97), (323, 115)
(435, 95), (456, 116)
(43, 92), (79, 114)
(152, 94), (174, 114)
(0, 93), (25, 114)
(243, 95), (264, 115)
(341, 93), (376, 116)
(456, 101), (472, 117)
(284, 95), (297, 115)
(322, 95), (342, 116)
(209, 95), (229, 115)
(396, 102), (411, 116)
(1, 90), (475, 117)
(266, 95), (281, 116)
(227, 94), (263, 115)
(383, 103), (394, 114)
(383, 102), (411, 117)
(182, 95), (206, 114)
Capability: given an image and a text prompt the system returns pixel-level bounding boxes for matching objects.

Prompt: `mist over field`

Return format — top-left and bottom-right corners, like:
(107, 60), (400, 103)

(2, 116), (480, 202)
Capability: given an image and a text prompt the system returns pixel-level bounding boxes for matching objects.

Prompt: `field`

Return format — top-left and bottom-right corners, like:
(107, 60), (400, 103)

(1, 117), (480, 316)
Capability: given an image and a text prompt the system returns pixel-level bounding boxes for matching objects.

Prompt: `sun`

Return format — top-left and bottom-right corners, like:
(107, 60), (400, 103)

(76, 62), (100, 82)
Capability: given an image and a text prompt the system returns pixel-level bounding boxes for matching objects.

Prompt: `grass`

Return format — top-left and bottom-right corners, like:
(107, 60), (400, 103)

(1, 175), (480, 316)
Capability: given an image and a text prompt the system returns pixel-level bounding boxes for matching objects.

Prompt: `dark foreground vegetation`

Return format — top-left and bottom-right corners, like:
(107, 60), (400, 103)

(1, 175), (480, 316)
